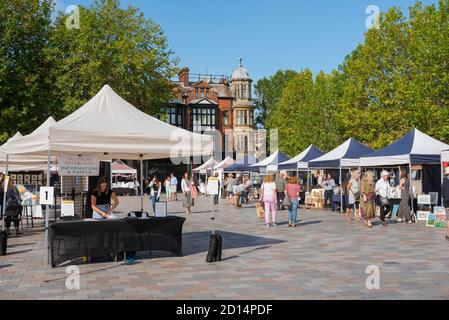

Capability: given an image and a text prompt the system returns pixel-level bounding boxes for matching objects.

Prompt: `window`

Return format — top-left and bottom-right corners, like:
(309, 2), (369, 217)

(223, 111), (229, 126)
(190, 106), (217, 132)
(206, 88), (209, 98)
(195, 88), (199, 98)
(241, 85), (247, 99)
(165, 107), (183, 128)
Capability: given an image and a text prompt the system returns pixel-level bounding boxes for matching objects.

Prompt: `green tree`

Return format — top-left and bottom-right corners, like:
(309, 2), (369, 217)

(47, 0), (178, 118)
(253, 70), (297, 128)
(0, 0), (54, 143)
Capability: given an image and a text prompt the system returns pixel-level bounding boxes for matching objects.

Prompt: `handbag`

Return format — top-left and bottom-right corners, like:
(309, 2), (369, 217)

(377, 195), (390, 207)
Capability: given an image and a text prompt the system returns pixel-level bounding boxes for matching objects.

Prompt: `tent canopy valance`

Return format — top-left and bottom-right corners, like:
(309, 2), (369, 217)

(278, 145), (324, 170)
(360, 128), (449, 167)
(1, 85), (213, 160)
(309, 138), (374, 169)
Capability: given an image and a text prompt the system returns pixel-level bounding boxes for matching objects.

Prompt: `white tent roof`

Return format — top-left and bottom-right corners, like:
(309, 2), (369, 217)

(192, 157), (218, 173)
(112, 160), (137, 175)
(1, 85), (213, 160)
(214, 156), (235, 171)
(0, 118), (59, 170)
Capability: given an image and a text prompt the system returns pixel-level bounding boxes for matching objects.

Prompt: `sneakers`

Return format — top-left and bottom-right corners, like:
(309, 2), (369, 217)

(397, 218), (403, 222)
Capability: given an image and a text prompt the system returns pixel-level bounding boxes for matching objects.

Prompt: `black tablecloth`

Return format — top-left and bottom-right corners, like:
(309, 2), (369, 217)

(49, 216), (185, 267)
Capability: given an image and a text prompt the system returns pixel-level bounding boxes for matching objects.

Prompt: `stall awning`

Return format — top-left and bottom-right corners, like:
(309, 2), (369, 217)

(192, 158), (218, 173)
(360, 128), (449, 166)
(112, 160), (137, 175)
(278, 145), (324, 170)
(309, 138), (374, 168)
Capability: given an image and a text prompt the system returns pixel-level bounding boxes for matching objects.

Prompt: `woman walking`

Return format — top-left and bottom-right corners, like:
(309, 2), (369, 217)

(190, 176), (199, 207)
(360, 171), (376, 228)
(260, 175), (277, 227)
(286, 176), (301, 227)
(181, 173), (192, 214)
(397, 171), (412, 224)
(346, 170), (361, 223)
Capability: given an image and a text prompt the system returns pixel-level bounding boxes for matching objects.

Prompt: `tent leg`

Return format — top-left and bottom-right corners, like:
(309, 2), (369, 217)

(409, 161), (416, 222)
(339, 166), (343, 213)
(44, 149), (51, 282)
(307, 169), (310, 193)
(140, 159), (144, 213)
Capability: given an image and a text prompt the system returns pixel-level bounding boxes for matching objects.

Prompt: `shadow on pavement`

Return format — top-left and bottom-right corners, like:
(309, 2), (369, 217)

(182, 230), (286, 256)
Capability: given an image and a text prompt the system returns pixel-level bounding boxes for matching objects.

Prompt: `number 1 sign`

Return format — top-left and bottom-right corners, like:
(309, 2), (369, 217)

(40, 187), (55, 205)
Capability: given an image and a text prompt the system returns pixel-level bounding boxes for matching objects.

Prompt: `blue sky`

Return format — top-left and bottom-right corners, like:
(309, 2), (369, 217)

(56, 0), (439, 82)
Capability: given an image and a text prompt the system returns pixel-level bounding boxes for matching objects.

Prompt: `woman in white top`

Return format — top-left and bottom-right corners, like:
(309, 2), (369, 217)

(164, 176), (171, 200)
(148, 177), (162, 215)
(181, 173), (192, 214)
(347, 170), (361, 223)
(260, 174), (277, 227)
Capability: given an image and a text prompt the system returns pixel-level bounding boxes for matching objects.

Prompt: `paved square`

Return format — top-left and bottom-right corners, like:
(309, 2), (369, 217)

(1, 195), (448, 300)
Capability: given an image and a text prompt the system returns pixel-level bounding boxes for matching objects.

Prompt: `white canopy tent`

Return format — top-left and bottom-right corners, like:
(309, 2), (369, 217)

(1, 85), (214, 280)
(442, 150), (449, 163)
(192, 158), (218, 174)
(214, 156), (235, 171)
(112, 160), (138, 175)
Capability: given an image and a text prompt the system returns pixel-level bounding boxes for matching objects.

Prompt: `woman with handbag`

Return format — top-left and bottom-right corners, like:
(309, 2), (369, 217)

(360, 171), (376, 228)
(375, 170), (391, 227)
(181, 173), (192, 214)
(346, 170), (361, 223)
(285, 176), (300, 227)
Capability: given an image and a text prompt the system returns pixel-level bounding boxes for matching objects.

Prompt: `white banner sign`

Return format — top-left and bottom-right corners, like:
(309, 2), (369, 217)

(58, 155), (100, 176)
(206, 177), (219, 195)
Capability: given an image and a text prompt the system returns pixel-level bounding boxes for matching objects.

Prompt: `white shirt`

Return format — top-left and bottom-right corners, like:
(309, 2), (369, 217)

(262, 182), (276, 196)
(170, 176), (178, 185)
(181, 179), (190, 193)
(375, 179), (391, 198)
(148, 181), (161, 198)
(322, 178), (336, 191)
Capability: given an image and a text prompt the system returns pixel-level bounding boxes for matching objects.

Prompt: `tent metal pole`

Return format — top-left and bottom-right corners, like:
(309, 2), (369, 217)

(210, 137), (215, 235)
(1, 154), (9, 224)
(339, 166), (343, 213)
(409, 159), (415, 222)
(307, 169), (310, 193)
(441, 161), (444, 205)
(140, 159), (144, 212)
(44, 149), (51, 282)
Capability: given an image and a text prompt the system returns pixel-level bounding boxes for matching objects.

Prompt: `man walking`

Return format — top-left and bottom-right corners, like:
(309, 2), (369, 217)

(375, 170), (391, 227)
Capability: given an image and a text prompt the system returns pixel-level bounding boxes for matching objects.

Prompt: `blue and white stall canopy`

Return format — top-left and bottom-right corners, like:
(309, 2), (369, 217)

(359, 128), (449, 167)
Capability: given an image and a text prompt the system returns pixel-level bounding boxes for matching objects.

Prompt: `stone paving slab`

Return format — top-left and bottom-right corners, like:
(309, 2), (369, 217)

(0, 195), (448, 300)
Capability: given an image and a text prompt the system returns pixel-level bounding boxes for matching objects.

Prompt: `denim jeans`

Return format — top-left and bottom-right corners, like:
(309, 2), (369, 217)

(151, 195), (159, 214)
(288, 200), (299, 223)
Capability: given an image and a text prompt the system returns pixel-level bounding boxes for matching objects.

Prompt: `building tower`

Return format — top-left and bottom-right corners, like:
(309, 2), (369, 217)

(231, 58), (254, 158)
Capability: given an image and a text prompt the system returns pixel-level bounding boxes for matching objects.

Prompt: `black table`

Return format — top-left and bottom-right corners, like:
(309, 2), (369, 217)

(48, 216), (186, 267)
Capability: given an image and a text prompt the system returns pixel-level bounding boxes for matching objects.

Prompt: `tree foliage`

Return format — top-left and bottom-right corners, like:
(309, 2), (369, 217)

(256, 0), (449, 153)
(0, 0), (177, 143)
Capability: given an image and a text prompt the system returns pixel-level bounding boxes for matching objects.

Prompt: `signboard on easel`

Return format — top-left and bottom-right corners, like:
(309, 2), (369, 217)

(61, 200), (75, 217)
(206, 177), (219, 195)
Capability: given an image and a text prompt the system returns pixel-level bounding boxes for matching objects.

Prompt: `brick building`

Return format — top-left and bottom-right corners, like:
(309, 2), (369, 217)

(167, 59), (255, 156)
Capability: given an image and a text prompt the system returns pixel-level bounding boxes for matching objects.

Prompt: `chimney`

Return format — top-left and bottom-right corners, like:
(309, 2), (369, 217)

(179, 67), (190, 87)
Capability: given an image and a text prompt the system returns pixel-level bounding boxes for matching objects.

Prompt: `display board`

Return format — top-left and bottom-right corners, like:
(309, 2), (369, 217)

(58, 155), (100, 176)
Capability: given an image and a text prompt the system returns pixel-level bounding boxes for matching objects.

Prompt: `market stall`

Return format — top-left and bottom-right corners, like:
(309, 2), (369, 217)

(112, 160), (138, 196)
(250, 150), (290, 173)
(278, 144), (325, 193)
(309, 138), (374, 211)
(1, 85), (213, 274)
(360, 128), (449, 216)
